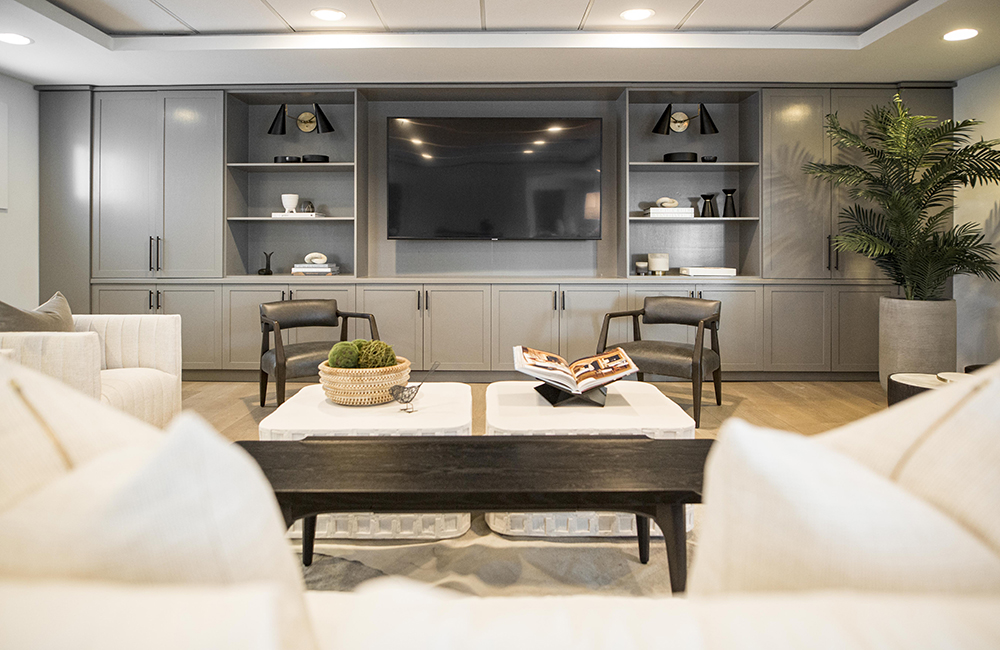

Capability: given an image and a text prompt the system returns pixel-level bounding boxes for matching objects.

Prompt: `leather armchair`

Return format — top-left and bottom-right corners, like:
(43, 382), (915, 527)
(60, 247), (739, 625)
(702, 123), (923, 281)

(259, 299), (379, 406)
(597, 296), (722, 427)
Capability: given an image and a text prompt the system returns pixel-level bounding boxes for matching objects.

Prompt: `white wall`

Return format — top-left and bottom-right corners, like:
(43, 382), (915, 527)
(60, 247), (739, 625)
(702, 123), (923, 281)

(955, 64), (1000, 368)
(0, 72), (39, 309)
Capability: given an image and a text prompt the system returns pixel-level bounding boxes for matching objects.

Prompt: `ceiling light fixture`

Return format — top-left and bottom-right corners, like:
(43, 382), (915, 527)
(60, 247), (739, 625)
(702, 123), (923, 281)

(411, 139), (422, 144)
(943, 28), (978, 41)
(421, 153), (433, 159)
(547, 126), (563, 132)
(524, 150), (534, 154)
(620, 9), (655, 21)
(533, 140), (546, 145)
(311, 8), (347, 21)
(0, 33), (33, 45)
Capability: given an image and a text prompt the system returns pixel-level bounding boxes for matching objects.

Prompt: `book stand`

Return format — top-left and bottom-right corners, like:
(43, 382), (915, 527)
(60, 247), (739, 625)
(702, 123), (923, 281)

(534, 382), (608, 407)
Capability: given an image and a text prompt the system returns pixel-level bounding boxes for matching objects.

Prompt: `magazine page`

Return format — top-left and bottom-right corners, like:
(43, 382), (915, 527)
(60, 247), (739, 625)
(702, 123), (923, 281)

(512, 346), (578, 393)
(567, 347), (639, 392)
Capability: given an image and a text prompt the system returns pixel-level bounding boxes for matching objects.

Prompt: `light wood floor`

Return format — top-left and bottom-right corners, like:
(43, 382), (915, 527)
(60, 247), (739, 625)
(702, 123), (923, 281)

(183, 379), (887, 441)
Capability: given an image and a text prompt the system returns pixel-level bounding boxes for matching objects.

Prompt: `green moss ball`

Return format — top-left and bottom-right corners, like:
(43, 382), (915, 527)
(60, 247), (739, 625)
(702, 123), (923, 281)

(351, 339), (371, 354)
(328, 341), (360, 368)
(358, 340), (397, 368)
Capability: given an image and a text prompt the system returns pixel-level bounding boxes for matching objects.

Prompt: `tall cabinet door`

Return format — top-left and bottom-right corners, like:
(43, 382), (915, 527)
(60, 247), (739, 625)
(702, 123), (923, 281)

(424, 285), (491, 371)
(92, 284), (156, 314)
(289, 285), (359, 344)
(159, 285), (223, 370)
(762, 89), (832, 279)
(160, 92), (224, 278)
(223, 286), (287, 370)
(831, 285), (894, 372)
(830, 89), (896, 280)
(697, 285), (764, 371)
(559, 285), (627, 363)
(358, 285), (423, 369)
(763, 285), (831, 371)
(492, 284), (560, 370)
(92, 92), (160, 279)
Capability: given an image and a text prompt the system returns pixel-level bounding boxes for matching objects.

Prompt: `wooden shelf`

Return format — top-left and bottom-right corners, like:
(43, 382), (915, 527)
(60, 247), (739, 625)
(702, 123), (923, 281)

(629, 162), (759, 172)
(227, 216), (355, 222)
(226, 162), (355, 172)
(629, 217), (759, 222)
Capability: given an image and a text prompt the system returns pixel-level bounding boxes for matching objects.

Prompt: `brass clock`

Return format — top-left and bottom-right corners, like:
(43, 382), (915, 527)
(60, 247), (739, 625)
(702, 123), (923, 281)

(296, 111), (318, 132)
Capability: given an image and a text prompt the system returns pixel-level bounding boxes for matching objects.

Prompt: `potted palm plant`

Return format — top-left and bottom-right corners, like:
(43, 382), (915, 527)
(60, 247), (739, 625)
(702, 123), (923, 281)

(804, 95), (1000, 388)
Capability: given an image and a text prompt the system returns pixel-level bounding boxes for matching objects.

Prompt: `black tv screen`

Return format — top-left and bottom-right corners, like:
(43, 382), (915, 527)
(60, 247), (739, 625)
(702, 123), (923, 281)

(387, 117), (602, 240)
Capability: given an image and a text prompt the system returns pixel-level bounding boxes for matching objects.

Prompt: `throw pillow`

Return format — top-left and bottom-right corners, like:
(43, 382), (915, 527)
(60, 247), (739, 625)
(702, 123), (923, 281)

(687, 418), (1000, 595)
(0, 292), (73, 332)
(0, 411), (317, 650)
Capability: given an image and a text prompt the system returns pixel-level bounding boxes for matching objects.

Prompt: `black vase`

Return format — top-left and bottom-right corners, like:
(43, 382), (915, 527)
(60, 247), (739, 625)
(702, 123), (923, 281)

(700, 194), (717, 218)
(722, 188), (737, 218)
(257, 251), (274, 275)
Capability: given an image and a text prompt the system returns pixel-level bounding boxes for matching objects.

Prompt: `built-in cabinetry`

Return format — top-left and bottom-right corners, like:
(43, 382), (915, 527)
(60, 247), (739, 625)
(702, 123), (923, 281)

(92, 91), (224, 279)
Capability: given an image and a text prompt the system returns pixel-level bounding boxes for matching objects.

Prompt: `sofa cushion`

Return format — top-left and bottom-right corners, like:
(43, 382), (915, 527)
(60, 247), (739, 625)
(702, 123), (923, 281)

(100, 367), (181, 428)
(0, 292), (74, 332)
(0, 359), (162, 512)
(0, 411), (317, 650)
(687, 418), (1000, 595)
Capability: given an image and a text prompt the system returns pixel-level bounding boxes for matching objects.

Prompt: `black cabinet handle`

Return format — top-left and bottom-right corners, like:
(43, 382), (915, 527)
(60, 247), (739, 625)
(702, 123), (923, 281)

(155, 290), (161, 311)
(149, 237), (154, 271)
(553, 291), (558, 310)
(416, 290), (421, 311)
(561, 291), (566, 311)
(827, 235), (832, 271)
(281, 290), (286, 301)
(835, 248), (840, 271)
(424, 290), (429, 312)
(288, 290), (293, 300)
(148, 290), (153, 310)
(156, 236), (162, 271)
(689, 291), (694, 298)
(698, 291), (703, 299)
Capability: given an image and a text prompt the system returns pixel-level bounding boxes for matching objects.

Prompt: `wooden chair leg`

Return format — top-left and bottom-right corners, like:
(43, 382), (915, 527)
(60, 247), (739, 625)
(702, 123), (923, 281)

(637, 372), (644, 382)
(713, 368), (723, 405)
(692, 373), (703, 428)
(259, 370), (268, 407)
(276, 366), (286, 406)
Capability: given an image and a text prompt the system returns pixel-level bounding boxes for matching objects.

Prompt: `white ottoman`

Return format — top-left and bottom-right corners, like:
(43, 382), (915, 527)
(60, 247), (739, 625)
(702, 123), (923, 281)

(485, 380), (696, 537)
(259, 382), (473, 540)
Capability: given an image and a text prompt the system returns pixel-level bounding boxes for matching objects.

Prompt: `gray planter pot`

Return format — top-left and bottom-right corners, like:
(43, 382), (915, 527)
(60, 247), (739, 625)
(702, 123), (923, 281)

(879, 296), (957, 390)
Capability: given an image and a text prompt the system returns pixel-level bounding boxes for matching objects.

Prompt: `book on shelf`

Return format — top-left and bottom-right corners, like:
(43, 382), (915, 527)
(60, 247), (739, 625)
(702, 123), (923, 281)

(643, 207), (696, 218)
(291, 270), (338, 276)
(679, 267), (737, 277)
(512, 345), (638, 395)
(270, 212), (327, 218)
(292, 263), (338, 270)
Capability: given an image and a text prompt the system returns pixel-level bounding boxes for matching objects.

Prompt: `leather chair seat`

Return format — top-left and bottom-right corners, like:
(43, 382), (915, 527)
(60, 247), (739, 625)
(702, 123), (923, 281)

(260, 341), (335, 378)
(617, 340), (721, 379)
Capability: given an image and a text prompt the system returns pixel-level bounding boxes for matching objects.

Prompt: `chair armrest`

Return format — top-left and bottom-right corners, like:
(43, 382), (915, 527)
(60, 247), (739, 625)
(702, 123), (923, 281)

(337, 310), (380, 341)
(0, 331), (102, 399)
(73, 314), (182, 379)
(260, 314), (286, 366)
(597, 309), (643, 353)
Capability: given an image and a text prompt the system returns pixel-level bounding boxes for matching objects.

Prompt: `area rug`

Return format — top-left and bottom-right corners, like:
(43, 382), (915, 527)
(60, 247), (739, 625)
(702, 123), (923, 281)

(299, 513), (698, 597)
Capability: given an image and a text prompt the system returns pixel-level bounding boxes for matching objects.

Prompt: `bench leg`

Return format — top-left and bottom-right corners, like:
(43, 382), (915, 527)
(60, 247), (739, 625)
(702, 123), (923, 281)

(302, 516), (317, 567)
(636, 515), (650, 564)
(654, 505), (687, 593)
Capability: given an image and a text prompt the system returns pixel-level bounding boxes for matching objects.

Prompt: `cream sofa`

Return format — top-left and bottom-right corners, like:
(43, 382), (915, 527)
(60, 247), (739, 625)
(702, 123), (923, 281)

(0, 314), (181, 427)
(0, 357), (998, 650)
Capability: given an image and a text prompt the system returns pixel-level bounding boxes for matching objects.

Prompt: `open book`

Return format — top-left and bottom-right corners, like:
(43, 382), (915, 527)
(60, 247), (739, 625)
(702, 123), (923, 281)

(513, 346), (638, 394)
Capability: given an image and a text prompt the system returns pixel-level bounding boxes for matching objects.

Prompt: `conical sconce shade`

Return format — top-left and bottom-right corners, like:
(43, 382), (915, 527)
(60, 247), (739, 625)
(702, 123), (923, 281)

(652, 104), (672, 135)
(267, 104), (287, 135)
(314, 103), (335, 133)
(699, 104), (719, 135)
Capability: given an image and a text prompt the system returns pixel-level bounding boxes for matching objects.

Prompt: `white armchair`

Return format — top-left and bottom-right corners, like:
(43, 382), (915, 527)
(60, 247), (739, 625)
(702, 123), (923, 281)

(0, 314), (182, 428)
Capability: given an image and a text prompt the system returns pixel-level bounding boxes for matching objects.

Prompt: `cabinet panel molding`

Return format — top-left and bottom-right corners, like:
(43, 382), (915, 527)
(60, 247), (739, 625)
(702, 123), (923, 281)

(491, 284), (560, 370)
(763, 285), (831, 371)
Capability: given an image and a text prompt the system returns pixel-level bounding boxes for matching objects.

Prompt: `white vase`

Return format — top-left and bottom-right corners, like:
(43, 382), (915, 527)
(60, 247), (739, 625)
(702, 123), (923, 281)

(878, 296), (957, 390)
(281, 193), (299, 213)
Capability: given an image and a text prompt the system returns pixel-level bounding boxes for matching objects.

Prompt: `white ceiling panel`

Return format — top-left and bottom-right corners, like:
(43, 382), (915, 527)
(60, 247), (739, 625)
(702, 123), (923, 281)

(268, 0), (386, 31)
(374, 0), (482, 30)
(681, 0), (809, 31)
(484, 0), (590, 30)
(156, 0), (290, 33)
(48, 0), (192, 34)
(584, 0), (698, 31)
(778, 0), (918, 32)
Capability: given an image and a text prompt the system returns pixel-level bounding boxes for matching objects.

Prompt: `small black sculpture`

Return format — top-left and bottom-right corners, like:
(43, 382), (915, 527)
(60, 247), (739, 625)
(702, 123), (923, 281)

(258, 251), (274, 275)
(700, 193), (717, 218)
(390, 362), (440, 412)
(722, 189), (737, 218)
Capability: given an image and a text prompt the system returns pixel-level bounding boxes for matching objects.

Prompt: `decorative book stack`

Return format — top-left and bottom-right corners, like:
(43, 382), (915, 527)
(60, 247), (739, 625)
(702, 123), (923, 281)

(679, 267), (737, 277)
(271, 212), (327, 218)
(644, 207), (696, 218)
(291, 262), (340, 276)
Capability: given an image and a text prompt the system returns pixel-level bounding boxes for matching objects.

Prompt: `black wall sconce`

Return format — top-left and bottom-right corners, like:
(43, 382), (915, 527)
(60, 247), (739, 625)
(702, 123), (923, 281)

(267, 103), (335, 135)
(652, 103), (719, 135)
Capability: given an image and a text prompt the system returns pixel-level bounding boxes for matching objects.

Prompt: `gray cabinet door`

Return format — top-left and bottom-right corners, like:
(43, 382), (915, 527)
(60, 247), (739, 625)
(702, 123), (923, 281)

(160, 92), (224, 278)
(223, 285), (287, 370)
(697, 285), (764, 371)
(491, 284), (560, 370)
(358, 285), (423, 369)
(832, 285), (894, 372)
(763, 285), (831, 371)
(92, 92), (160, 279)
(762, 89), (832, 279)
(92, 284), (155, 314)
(830, 89), (896, 280)
(159, 285), (223, 370)
(289, 285), (358, 344)
(559, 285), (627, 363)
(424, 285), (491, 371)
(627, 285), (698, 345)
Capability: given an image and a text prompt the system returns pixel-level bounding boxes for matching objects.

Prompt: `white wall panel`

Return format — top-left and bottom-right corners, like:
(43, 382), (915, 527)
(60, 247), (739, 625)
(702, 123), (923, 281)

(375, 0), (482, 30)
(485, 0), (589, 30)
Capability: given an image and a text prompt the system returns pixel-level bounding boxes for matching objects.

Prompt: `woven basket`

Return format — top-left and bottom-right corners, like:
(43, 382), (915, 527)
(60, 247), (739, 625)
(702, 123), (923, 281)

(318, 357), (411, 406)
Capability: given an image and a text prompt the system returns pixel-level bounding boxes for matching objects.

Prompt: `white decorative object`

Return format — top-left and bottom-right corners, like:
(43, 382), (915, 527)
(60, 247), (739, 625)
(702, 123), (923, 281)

(304, 252), (327, 265)
(645, 207), (696, 218)
(648, 253), (670, 273)
(656, 197), (679, 208)
(680, 266), (737, 277)
(280, 194), (298, 213)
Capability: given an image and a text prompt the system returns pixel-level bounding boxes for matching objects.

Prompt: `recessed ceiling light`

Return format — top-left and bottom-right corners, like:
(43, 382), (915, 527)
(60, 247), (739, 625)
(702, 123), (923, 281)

(943, 28), (978, 41)
(411, 139), (422, 144)
(311, 8), (347, 21)
(421, 153), (433, 159)
(620, 9), (655, 21)
(547, 126), (563, 132)
(523, 150), (534, 154)
(0, 33), (33, 45)
(533, 140), (546, 145)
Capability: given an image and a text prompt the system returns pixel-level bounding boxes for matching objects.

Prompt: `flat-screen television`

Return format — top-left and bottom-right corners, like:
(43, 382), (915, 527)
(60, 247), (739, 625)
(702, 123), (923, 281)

(387, 117), (602, 240)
